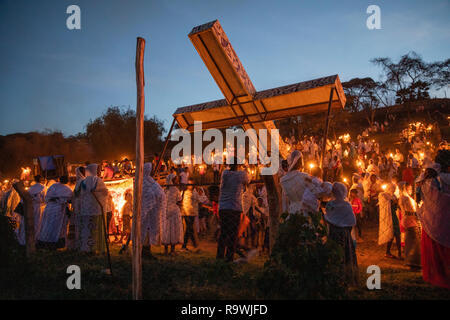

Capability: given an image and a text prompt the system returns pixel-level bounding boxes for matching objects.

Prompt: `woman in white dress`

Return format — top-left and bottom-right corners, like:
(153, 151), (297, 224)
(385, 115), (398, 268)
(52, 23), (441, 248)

(69, 166), (85, 251)
(16, 176), (45, 246)
(79, 164), (108, 254)
(141, 162), (166, 258)
(37, 176), (73, 249)
(280, 150), (332, 216)
(162, 173), (183, 255)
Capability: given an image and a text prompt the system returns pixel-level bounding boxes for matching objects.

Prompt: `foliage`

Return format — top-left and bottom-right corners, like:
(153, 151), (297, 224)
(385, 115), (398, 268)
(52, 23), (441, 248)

(0, 215), (23, 270)
(85, 106), (165, 161)
(0, 131), (93, 178)
(258, 212), (348, 299)
(1, 236), (450, 299)
(371, 51), (447, 105)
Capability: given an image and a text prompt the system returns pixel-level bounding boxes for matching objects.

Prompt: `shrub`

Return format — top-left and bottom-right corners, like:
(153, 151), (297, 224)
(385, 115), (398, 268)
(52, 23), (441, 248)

(0, 215), (20, 269)
(258, 212), (348, 299)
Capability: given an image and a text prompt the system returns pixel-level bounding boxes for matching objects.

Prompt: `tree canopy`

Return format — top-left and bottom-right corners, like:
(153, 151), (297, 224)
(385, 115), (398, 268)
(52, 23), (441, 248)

(85, 106), (165, 161)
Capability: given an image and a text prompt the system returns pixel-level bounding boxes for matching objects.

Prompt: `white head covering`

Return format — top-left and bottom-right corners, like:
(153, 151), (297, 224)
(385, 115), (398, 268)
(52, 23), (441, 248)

(74, 166), (86, 195)
(324, 182), (356, 227)
(83, 164), (100, 192)
(86, 164), (98, 177)
(144, 162), (152, 177)
(332, 182), (347, 201)
(287, 150), (302, 172)
(415, 163), (440, 184)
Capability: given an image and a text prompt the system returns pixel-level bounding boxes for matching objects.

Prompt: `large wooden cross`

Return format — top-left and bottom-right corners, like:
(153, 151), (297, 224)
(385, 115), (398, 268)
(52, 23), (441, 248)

(173, 20), (346, 160)
(171, 20), (346, 252)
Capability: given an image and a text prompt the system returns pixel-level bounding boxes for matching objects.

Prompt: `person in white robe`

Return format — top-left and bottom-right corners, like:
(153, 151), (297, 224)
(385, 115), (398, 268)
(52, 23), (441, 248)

(37, 176), (73, 249)
(324, 182), (358, 285)
(141, 162), (166, 258)
(162, 173), (183, 255)
(378, 183), (402, 259)
(79, 164), (108, 254)
(69, 167), (85, 251)
(280, 150), (332, 216)
(17, 175), (46, 245)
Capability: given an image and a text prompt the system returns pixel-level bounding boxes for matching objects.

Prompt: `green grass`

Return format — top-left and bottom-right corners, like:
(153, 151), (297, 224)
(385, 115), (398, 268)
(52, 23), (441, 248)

(0, 245), (264, 300)
(2, 244), (449, 300)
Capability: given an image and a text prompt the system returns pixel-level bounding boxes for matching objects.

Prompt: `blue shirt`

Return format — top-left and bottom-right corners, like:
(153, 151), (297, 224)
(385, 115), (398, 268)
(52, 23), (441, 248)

(218, 170), (249, 212)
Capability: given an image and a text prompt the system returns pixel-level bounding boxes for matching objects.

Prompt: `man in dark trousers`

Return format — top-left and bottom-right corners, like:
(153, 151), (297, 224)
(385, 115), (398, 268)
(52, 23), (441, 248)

(216, 157), (249, 262)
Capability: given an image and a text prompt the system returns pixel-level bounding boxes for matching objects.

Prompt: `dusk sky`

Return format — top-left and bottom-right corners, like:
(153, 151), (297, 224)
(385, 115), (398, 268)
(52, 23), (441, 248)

(1, 0), (449, 136)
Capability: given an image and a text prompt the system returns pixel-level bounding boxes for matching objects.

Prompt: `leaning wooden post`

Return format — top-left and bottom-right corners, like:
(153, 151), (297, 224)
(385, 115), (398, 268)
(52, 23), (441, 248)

(320, 87), (334, 180)
(12, 181), (35, 257)
(153, 117), (176, 178)
(262, 174), (282, 255)
(132, 37), (145, 300)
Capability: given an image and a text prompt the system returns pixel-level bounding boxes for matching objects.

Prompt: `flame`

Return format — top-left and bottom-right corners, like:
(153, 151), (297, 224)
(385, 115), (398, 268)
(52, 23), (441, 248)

(104, 178), (133, 221)
(382, 184), (387, 191)
(309, 162), (315, 169)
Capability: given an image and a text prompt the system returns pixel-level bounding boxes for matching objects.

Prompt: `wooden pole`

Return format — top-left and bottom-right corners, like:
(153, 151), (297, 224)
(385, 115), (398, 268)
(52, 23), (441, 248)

(12, 181), (35, 257)
(262, 174), (282, 254)
(91, 192), (113, 275)
(320, 87), (334, 180)
(132, 37), (145, 300)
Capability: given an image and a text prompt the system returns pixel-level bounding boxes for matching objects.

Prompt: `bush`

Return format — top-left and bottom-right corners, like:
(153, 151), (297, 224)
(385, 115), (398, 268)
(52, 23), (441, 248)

(258, 212), (348, 299)
(0, 215), (20, 268)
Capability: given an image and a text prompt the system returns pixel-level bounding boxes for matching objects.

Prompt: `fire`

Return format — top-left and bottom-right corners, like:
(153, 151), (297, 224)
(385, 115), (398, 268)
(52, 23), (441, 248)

(104, 178), (133, 221)
(382, 184), (387, 191)
(309, 162), (315, 169)
(338, 133), (351, 144)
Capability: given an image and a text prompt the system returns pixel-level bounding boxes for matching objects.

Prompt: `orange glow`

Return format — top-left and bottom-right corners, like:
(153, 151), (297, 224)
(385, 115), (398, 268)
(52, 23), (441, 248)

(104, 178), (133, 222)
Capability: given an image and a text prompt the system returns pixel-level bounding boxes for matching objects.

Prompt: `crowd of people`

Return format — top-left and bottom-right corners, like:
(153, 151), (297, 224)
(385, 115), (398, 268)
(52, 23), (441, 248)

(0, 119), (449, 289)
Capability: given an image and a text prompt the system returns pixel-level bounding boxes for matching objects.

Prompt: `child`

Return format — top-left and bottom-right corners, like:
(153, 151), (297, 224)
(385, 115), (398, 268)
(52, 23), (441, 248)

(181, 179), (208, 251)
(349, 189), (363, 240)
(118, 190), (132, 253)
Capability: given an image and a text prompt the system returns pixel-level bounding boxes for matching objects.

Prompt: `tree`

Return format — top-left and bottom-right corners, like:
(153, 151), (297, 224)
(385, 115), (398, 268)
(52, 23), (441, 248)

(371, 51), (447, 104)
(342, 77), (388, 126)
(85, 106), (165, 161)
(343, 77), (378, 112)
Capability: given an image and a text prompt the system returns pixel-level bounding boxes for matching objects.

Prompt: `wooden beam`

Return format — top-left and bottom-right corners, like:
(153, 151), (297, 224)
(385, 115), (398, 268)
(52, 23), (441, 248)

(321, 87), (334, 179)
(12, 181), (35, 257)
(153, 117), (176, 178)
(132, 37), (145, 300)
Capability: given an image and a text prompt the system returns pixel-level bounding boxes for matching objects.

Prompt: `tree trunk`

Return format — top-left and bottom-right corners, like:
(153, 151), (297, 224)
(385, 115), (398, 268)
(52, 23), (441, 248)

(132, 37), (145, 300)
(12, 181), (35, 257)
(262, 174), (282, 254)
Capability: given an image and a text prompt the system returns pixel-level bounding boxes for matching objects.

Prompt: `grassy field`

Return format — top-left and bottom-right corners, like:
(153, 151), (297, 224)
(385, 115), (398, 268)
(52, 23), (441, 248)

(2, 221), (449, 300)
